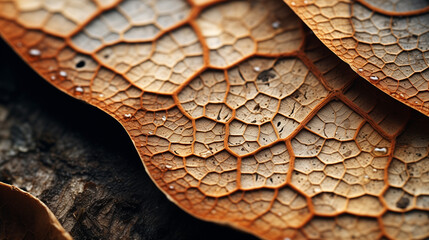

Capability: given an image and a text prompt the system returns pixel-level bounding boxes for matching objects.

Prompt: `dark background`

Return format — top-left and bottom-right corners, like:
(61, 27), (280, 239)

(0, 38), (258, 240)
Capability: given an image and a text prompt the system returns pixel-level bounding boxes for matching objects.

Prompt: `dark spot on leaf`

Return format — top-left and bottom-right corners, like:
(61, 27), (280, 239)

(343, 150), (352, 157)
(257, 70), (276, 82)
(253, 103), (260, 111)
(396, 197), (410, 209)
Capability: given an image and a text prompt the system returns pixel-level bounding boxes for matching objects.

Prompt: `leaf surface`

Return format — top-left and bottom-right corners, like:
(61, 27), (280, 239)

(0, 0), (428, 239)
(284, 0), (429, 116)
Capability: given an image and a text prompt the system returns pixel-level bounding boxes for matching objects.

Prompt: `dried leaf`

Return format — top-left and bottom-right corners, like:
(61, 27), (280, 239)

(284, 0), (429, 115)
(0, 0), (428, 239)
(0, 182), (72, 240)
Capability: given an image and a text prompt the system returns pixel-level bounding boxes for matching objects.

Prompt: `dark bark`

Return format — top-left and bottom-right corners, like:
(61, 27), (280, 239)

(0, 38), (257, 240)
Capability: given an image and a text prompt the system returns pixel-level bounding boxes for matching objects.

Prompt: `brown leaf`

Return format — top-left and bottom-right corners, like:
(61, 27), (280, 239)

(0, 182), (72, 240)
(0, 0), (428, 239)
(284, 0), (429, 116)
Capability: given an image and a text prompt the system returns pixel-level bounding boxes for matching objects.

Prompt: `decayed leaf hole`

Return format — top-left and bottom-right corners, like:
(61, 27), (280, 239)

(0, 0), (428, 239)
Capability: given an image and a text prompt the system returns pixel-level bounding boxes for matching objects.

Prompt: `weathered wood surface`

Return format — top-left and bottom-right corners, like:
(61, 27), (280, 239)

(0, 38), (256, 240)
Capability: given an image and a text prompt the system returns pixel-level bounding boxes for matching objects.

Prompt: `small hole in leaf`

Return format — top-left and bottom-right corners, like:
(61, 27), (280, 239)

(76, 60), (85, 68)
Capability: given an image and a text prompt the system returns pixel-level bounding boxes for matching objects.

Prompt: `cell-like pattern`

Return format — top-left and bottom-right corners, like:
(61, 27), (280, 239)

(0, 0), (114, 36)
(301, 215), (382, 239)
(96, 25), (205, 94)
(307, 101), (364, 141)
(1, 0), (429, 239)
(196, 0), (303, 67)
(291, 109), (389, 215)
(384, 118), (429, 211)
(241, 143), (290, 189)
(194, 117), (226, 156)
(383, 211), (429, 239)
(71, 0), (191, 52)
(178, 70), (231, 121)
(284, 0), (429, 116)
(184, 150), (238, 197)
(361, 0), (429, 13)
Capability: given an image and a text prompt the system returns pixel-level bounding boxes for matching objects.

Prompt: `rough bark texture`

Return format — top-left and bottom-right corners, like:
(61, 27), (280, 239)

(0, 38), (256, 240)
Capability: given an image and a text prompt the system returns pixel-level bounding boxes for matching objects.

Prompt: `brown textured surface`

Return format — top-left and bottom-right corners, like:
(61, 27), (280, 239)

(0, 182), (72, 240)
(284, 0), (429, 116)
(0, 38), (256, 239)
(0, 0), (428, 239)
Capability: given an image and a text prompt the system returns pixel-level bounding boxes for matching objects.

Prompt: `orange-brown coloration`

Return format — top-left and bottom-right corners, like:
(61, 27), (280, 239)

(0, 0), (428, 239)
(284, 0), (429, 116)
(0, 182), (72, 240)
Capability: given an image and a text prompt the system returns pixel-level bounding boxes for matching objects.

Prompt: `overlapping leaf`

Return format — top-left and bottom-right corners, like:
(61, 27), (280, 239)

(0, 0), (428, 239)
(0, 182), (72, 239)
(284, 0), (429, 116)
